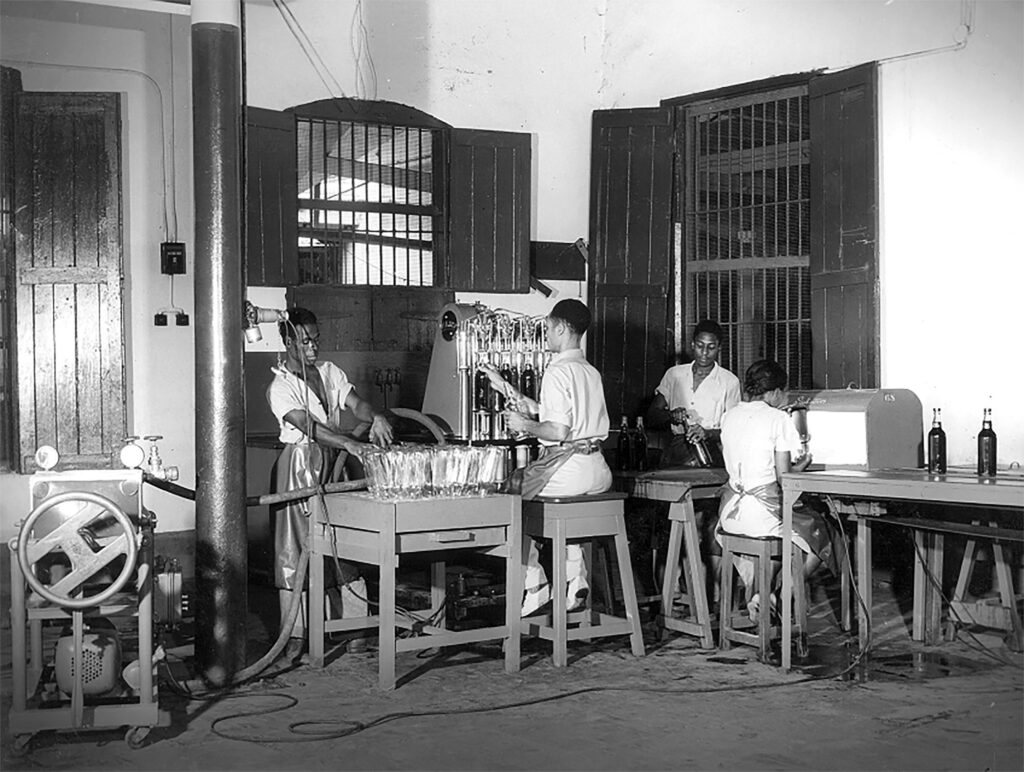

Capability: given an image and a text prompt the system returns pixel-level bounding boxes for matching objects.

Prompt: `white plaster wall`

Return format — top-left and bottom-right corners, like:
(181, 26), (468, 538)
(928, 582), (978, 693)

(0, 1), (196, 538)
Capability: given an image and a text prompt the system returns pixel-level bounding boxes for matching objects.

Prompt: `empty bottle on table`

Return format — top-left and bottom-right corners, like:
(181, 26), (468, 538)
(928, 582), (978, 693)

(635, 417), (648, 471)
(977, 407), (997, 477)
(927, 407), (947, 474)
(617, 415), (634, 471)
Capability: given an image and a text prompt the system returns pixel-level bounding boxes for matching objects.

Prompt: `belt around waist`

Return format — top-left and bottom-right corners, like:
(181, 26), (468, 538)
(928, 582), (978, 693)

(558, 438), (605, 455)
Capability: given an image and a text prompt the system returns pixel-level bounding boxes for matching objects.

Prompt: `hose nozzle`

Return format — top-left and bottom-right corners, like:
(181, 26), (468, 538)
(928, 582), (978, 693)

(244, 301), (288, 343)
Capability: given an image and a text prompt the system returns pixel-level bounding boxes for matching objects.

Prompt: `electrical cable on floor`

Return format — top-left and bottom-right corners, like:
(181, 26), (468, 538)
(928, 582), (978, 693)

(202, 656), (878, 746)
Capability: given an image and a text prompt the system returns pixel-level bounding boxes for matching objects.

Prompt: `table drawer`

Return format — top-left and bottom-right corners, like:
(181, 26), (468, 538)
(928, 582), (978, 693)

(396, 526), (508, 553)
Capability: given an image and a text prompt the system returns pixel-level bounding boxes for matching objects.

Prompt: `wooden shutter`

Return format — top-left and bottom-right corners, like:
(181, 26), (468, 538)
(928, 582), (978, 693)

(588, 107), (674, 421)
(809, 63), (879, 389)
(448, 129), (531, 292)
(14, 92), (124, 471)
(246, 107), (298, 286)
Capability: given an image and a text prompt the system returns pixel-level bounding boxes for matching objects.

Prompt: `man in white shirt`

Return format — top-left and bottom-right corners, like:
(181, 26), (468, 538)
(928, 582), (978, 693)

(648, 319), (741, 467)
(645, 320), (741, 605)
(267, 307), (393, 663)
(480, 299), (612, 616)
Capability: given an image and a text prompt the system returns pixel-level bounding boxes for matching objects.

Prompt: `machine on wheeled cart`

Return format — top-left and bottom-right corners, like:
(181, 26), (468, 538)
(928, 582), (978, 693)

(7, 456), (172, 754)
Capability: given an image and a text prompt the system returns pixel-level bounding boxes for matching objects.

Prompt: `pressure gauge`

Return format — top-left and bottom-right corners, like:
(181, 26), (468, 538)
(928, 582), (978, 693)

(34, 445), (59, 471)
(120, 440), (146, 469)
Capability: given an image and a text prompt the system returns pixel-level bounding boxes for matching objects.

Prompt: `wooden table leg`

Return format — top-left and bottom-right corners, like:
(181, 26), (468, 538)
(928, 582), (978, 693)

(504, 498), (522, 674)
(552, 518), (568, 667)
(912, 530), (927, 642)
(856, 518), (872, 654)
(309, 515), (326, 667)
(378, 521), (397, 690)
(614, 519), (646, 657)
(678, 501), (714, 649)
(925, 533), (944, 645)
(992, 535), (1024, 651)
(781, 487), (796, 671)
(660, 517), (683, 631)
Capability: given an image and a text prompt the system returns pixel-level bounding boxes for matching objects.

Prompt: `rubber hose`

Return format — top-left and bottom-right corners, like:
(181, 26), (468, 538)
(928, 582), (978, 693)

(144, 474), (367, 507)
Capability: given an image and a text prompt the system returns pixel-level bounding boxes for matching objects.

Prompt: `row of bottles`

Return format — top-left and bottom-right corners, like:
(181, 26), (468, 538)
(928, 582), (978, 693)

(927, 407), (997, 476)
(461, 310), (551, 442)
(617, 416), (649, 471)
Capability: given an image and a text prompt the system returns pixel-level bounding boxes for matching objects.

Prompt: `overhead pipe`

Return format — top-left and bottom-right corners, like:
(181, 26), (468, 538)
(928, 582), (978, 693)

(191, 0), (246, 686)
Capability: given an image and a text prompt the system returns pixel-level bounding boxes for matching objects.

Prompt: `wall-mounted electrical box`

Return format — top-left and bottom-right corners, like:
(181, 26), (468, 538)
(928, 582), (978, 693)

(160, 242), (186, 275)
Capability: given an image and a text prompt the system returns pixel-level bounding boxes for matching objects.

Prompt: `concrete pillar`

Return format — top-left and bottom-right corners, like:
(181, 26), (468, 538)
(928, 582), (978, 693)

(191, 0), (246, 686)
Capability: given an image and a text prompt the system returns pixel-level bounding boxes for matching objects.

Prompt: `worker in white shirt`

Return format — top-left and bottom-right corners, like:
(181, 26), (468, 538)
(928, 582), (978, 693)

(479, 299), (613, 616)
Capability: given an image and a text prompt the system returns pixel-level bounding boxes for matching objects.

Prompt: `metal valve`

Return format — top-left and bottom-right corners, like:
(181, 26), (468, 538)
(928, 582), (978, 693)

(142, 435), (179, 481)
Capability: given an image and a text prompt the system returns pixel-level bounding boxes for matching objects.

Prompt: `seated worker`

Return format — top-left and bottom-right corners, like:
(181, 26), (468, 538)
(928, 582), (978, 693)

(267, 306), (394, 662)
(479, 299), (613, 617)
(716, 358), (841, 622)
(647, 319), (740, 468)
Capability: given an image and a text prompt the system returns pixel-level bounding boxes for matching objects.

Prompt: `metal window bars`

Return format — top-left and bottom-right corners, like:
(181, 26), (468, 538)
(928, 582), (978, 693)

(681, 86), (812, 387)
(297, 117), (437, 286)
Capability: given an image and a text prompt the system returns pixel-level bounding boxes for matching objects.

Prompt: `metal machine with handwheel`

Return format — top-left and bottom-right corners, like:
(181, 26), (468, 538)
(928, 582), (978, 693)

(7, 455), (170, 754)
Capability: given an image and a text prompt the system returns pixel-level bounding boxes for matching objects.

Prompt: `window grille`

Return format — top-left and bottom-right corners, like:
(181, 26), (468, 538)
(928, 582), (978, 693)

(680, 86), (812, 388)
(297, 117), (440, 286)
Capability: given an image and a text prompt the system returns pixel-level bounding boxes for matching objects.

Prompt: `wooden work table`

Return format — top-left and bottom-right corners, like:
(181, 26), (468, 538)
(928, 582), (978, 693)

(780, 468), (1024, 671)
(307, 491), (522, 690)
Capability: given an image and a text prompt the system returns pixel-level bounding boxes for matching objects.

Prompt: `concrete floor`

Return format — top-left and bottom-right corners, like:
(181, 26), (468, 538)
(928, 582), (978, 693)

(2, 564), (1022, 771)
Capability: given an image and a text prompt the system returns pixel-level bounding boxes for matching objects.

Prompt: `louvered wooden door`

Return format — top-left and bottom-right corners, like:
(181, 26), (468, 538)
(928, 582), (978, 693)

(588, 108), (674, 421)
(13, 92), (125, 471)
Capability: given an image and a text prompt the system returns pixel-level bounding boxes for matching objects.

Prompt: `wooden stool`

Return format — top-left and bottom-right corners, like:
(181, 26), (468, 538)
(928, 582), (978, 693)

(719, 533), (807, 662)
(522, 492), (646, 667)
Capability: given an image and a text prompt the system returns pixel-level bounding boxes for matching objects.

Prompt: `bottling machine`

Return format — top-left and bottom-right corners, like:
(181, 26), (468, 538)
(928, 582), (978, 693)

(422, 302), (551, 468)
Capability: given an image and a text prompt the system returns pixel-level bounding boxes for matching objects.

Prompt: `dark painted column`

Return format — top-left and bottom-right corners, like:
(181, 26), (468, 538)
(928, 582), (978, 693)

(191, 0), (246, 686)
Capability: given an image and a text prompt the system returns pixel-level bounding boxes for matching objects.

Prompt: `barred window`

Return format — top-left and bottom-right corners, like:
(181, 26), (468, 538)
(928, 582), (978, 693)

(680, 85), (812, 388)
(297, 117), (442, 287)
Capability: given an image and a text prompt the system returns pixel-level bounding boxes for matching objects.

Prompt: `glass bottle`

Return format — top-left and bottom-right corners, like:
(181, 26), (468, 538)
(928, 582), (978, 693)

(927, 408), (947, 474)
(977, 408), (997, 477)
(520, 360), (536, 401)
(680, 413), (713, 467)
(617, 415), (633, 471)
(635, 417), (648, 472)
(474, 367), (490, 411)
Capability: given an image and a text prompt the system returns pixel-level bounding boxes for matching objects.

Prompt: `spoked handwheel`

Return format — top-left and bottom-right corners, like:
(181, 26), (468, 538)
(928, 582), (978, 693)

(17, 492), (139, 609)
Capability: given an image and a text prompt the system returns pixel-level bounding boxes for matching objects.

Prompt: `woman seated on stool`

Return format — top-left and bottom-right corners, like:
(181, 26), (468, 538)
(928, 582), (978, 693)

(716, 359), (842, 622)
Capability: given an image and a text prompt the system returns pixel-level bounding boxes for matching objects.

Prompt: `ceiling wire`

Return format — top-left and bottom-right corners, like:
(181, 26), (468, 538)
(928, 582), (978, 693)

(351, 0), (378, 100)
(168, 19), (179, 241)
(272, 0), (347, 99)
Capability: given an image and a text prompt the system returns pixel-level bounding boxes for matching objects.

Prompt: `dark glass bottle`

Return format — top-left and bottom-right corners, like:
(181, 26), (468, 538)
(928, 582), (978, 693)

(506, 364), (519, 402)
(977, 408), (997, 477)
(474, 369), (490, 410)
(617, 415), (633, 471)
(520, 363), (536, 401)
(635, 417), (648, 472)
(680, 413), (713, 467)
(927, 407), (947, 474)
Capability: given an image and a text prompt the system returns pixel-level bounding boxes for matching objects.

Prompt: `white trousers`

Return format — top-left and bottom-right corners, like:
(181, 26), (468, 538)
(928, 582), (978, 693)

(524, 539), (587, 592)
(279, 578), (369, 639)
